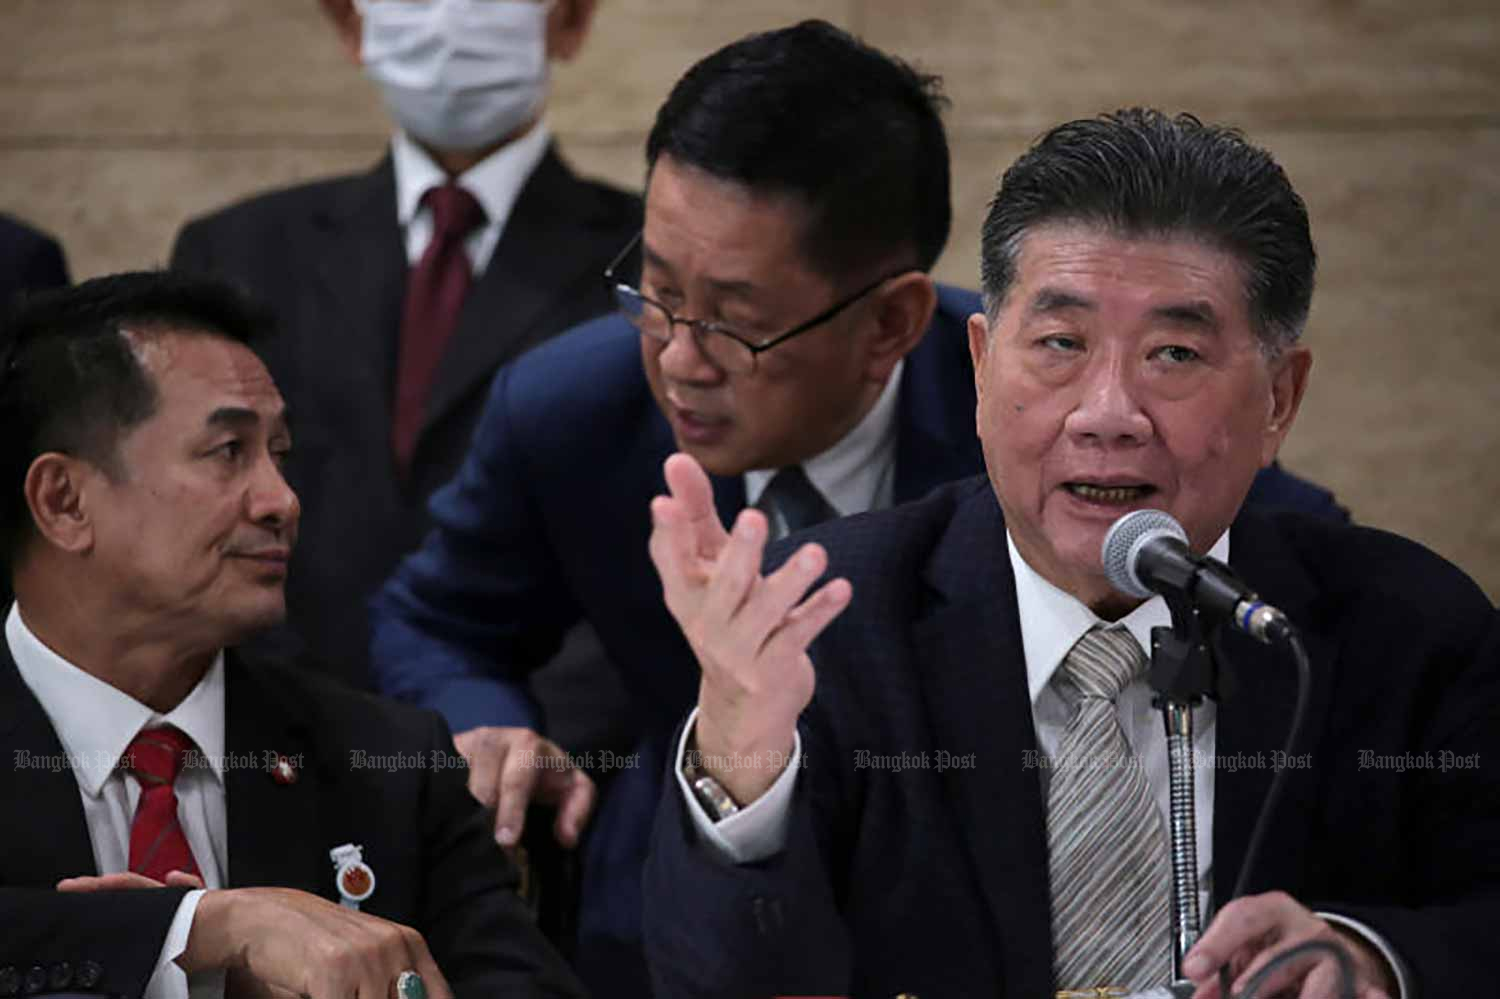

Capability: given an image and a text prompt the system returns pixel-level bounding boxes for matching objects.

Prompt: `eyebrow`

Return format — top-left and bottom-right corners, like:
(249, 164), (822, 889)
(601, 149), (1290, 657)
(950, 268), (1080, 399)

(205, 406), (292, 435)
(1028, 288), (1095, 316)
(1027, 287), (1222, 332)
(1150, 300), (1221, 332)
(641, 241), (762, 299)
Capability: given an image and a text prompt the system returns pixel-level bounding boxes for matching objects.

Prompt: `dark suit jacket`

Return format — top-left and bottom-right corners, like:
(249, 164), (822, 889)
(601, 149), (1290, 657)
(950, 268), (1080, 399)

(170, 148), (641, 689)
(0, 213), (69, 312)
(643, 476), (1500, 998)
(0, 641), (584, 999)
(367, 284), (1346, 993)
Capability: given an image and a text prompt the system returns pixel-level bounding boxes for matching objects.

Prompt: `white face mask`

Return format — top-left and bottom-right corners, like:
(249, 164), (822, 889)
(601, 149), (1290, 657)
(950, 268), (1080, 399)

(359, 0), (551, 152)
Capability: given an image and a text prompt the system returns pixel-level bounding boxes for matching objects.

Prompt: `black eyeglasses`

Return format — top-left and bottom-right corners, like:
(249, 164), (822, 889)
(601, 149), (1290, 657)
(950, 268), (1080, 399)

(603, 231), (909, 375)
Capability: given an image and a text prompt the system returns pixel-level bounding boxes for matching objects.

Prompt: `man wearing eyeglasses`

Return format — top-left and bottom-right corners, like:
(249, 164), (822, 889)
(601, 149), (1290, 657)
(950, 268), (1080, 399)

(368, 21), (1345, 996)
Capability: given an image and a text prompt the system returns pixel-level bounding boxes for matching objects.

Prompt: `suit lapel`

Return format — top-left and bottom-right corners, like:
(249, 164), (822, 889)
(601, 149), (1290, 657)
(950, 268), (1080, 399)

(1211, 515), (1337, 908)
(308, 156), (407, 425)
(223, 652), (329, 896)
(0, 644), (98, 883)
(910, 491), (1054, 999)
(422, 147), (618, 442)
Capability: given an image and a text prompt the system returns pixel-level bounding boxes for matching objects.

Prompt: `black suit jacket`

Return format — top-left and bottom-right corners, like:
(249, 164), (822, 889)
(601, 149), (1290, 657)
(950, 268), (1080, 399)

(0, 642), (584, 999)
(0, 213), (69, 311)
(170, 149), (641, 689)
(644, 477), (1500, 998)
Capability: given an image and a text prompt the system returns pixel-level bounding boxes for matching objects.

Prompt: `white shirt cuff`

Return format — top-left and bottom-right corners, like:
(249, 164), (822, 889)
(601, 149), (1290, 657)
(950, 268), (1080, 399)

(145, 890), (205, 999)
(1318, 911), (1412, 999)
(673, 707), (801, 864)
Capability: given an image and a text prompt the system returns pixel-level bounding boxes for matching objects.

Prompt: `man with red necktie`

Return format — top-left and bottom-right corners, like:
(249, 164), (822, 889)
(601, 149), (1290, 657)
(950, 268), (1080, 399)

(0, 272), (582, 999)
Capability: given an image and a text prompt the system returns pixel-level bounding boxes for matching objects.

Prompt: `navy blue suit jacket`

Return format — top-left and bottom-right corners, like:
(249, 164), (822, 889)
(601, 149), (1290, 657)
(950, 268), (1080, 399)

(370, 284), (1345, 990)
(643, 477), (1499, 998)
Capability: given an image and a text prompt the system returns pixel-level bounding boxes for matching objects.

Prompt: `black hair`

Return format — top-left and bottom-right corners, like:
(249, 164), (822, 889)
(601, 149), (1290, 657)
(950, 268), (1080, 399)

(0, 270), (274, 576)
(646, 19), (951, 281)
(980, 108), (1316, 351)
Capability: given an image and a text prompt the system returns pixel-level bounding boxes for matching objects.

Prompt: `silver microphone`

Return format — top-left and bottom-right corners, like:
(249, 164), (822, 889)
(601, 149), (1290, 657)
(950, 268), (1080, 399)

(1102, 509), (1293, 645)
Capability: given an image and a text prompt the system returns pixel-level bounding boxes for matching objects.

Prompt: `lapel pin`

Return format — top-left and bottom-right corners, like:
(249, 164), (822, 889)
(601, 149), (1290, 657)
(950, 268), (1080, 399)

(270, 752), (298, 785)
(330, 843), (376, 910)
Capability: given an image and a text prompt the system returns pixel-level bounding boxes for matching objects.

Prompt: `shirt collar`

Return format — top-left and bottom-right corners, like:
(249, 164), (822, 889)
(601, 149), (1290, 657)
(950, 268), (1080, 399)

(744, 358), (904, 516)
(5, 603), (227, 796)
(1006, 526), (1231, 705)
(391, 119), (552, 232)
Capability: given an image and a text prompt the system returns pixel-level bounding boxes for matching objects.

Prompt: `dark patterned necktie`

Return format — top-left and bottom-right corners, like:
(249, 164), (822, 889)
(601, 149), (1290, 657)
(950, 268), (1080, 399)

(1047, 627), (1171, 992)
(755, 465), (838, 540)
(124, 725), (202, 882)
(392, 182), (485, 476)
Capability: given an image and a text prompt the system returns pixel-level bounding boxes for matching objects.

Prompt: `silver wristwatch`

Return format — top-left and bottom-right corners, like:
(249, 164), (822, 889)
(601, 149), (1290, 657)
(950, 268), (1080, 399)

(683, 736), (741, 821)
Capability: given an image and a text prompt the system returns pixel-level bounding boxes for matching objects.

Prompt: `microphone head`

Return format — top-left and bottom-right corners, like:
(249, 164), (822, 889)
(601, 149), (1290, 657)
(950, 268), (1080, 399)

(1102, 509), (1188, 599)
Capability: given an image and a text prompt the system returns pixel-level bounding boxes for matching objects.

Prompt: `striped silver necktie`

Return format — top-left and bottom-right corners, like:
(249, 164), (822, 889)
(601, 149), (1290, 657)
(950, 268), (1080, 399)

(1047, 627), (1171, 992)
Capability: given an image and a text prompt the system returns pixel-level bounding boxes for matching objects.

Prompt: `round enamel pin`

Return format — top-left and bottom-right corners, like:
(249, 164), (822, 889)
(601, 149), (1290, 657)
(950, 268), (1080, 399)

(329, 842), (376, 910)
(270, 753), (298, 785)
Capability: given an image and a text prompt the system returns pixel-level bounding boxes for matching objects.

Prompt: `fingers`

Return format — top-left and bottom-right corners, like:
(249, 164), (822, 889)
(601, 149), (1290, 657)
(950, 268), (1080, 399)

(396, 923), (454, 999)
(662, 452), (727, 560)
(732, 541), (836, 656)
(762, 576), (853, 663)
(56, 872), (166, 891)
(1186, 891), (1297, 980)
(552, 769), (597, 848)
(454, 727), (504, 811)
(493, 735), (545, 848)
(650, 494), (711, 617)
(165, 870), (207, 889)
(697, 510), (770, 641)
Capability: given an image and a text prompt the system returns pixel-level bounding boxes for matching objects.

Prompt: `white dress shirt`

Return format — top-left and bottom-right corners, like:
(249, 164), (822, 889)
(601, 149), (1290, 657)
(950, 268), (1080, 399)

(743, 358), (903, 524)
(391, 120), (552, 274)
(673, 529), (1410, 994)
(5, 604), (226, 999)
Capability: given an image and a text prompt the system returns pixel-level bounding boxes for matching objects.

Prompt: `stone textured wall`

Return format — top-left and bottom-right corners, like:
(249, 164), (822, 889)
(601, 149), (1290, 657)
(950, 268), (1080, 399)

(2, 1), (1497, 597)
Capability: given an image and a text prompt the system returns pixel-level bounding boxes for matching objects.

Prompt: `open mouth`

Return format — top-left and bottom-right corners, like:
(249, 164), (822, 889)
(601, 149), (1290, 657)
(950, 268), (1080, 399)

(1064, 483), (1157, 505)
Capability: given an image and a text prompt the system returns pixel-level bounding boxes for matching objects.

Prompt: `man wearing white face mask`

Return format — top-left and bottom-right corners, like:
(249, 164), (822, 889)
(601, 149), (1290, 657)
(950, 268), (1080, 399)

(170, 0), (641, 703)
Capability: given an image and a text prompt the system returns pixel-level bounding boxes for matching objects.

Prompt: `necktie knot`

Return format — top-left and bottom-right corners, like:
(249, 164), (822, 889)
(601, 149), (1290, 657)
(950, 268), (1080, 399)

(755, 465), (837, 538)
(1058, 627), (1145, 703)
(424, 183), (485, 241)
(124, 725), (196, 788)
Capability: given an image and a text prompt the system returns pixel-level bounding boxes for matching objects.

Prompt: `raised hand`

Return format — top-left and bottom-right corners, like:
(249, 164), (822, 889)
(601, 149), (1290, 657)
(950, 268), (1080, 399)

(649, 452), (851, 805)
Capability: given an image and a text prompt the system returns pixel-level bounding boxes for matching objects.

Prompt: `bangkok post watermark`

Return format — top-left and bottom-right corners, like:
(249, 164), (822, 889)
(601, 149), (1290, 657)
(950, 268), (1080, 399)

(684, 747), (802, 773)
(516, 748), (642, 773)
(1357, 750), (1480, 773)
(349, 748), (469, 773)
(12, 748), (304, 774)
(853, 749), (977, 772)
(1022, 748), (1313, 773)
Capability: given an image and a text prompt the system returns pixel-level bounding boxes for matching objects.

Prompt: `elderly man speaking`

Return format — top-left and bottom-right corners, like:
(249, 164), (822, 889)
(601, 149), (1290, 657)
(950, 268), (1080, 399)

(644, 110), (1500, 998)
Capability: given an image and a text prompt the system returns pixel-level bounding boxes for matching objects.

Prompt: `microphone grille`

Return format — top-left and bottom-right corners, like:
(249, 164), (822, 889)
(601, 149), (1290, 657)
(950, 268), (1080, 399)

(1102, 509), (1187, 599)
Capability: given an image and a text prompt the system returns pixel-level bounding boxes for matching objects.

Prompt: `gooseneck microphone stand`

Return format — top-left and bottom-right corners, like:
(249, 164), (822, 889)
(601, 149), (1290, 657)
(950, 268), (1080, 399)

(1147, 590), (1231, 994)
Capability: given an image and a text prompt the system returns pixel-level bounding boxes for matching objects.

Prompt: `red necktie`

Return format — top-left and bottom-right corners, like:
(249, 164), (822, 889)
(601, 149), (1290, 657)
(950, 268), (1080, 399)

(392, 183), (486, 475)
(124, 725), (202, 882)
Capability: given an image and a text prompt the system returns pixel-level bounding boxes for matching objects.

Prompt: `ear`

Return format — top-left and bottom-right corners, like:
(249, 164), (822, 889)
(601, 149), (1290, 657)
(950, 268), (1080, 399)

(860, 273), (938, 383)
(320, 0), (364, 66)
(24, 453), (99, 556)
(967, 311), (992, 431)
(546, 0), (599, 62)
(1260, 345), (1313, 466)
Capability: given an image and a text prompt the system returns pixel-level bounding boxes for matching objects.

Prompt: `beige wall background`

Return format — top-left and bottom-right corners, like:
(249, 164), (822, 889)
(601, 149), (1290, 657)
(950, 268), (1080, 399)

(2, 0), (1498, 599)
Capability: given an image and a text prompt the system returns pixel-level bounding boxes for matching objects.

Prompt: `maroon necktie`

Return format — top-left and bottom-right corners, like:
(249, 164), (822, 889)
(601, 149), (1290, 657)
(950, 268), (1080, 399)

(124, 725), (202, 882)
(392, 182), (486, 475)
